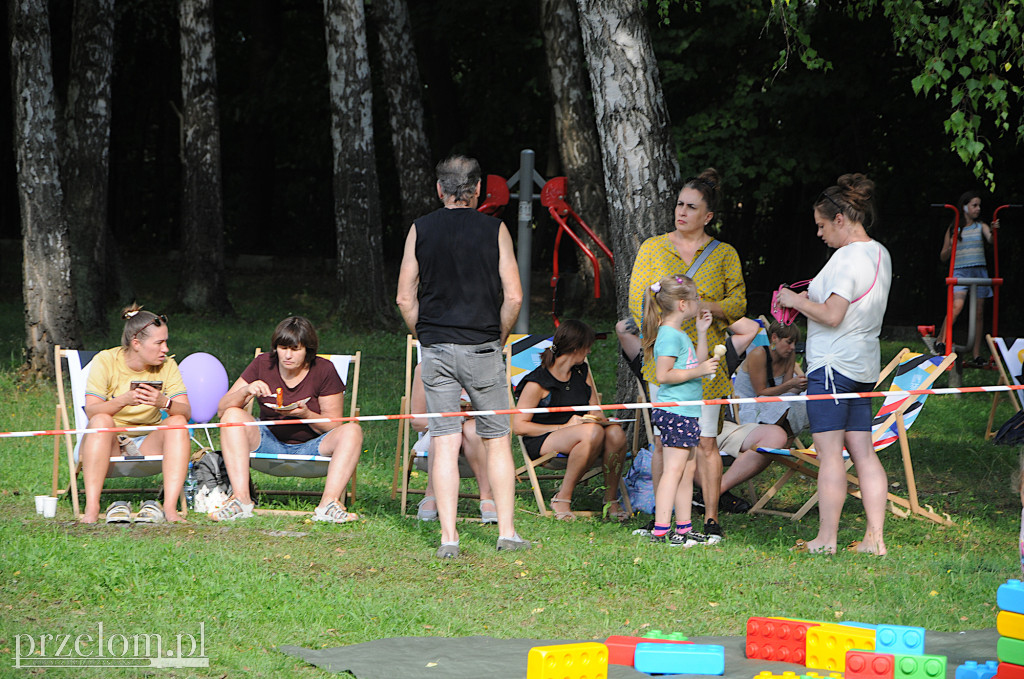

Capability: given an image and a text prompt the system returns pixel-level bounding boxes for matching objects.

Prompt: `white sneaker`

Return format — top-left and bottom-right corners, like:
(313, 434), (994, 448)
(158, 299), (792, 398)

(209, 496), (254, 521)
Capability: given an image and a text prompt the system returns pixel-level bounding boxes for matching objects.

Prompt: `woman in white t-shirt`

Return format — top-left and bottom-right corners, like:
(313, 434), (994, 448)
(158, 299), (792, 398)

(776, 174), (892, 556)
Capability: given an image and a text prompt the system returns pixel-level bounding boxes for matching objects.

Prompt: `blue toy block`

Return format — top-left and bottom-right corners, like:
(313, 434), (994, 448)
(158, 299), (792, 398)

(876, 625), (926, 655)
(999, 580), (1024, 615)
(954, 660), (999, 679)
(634, 642), (724, 675)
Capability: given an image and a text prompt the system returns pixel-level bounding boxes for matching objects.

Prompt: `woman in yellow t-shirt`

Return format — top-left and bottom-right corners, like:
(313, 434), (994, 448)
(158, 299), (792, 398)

(621, 168), (747, 541)
(80, 305), (191, 524)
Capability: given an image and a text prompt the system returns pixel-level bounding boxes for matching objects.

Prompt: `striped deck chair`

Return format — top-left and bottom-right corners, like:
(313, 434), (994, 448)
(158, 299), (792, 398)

(749, 349), (956, 526)
(506, 333), (633, 518)
(985, 335), (1024, 440)
(53, 345), (186, 519)
(248, 349), (360, 505)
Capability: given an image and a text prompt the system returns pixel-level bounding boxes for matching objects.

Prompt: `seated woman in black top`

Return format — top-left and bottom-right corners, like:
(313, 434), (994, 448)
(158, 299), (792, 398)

(513, 320), (628, 521)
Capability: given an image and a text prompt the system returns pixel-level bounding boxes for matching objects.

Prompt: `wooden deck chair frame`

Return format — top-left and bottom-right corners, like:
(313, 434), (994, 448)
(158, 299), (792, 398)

(507, 334), (633, 519)
(246, 348), (359, 507)
(985, 334), (1024, 440)
(748, 349), (956, 526)
(390, 335), (485, 518)
(53, 345), (188, 519)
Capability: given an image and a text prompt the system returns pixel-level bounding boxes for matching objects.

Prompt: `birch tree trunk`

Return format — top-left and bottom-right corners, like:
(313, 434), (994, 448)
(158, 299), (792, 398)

(10, 0), (80, 374)
(324, 0), (389, 321)
(62, 0), (115, 333)
(179, 0), (232, 313)
(576, 0), (679, 398)
(541, 0), (613, 312)
(369, 0), (436, 228)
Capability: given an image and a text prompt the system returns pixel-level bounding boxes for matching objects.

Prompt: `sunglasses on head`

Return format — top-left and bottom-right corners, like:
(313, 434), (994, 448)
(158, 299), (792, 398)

(133, 314), (168, 339)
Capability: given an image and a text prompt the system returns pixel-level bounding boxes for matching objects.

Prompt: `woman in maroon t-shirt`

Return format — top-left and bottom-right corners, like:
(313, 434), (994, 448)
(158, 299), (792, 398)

(212, 316), (362, 524)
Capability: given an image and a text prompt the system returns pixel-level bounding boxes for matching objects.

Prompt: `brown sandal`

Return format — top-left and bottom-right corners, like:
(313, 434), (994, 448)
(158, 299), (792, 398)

(550, 497), (575, 521)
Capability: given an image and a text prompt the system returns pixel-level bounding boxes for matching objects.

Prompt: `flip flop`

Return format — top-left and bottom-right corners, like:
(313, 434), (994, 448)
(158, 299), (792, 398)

(790, 539), (810, 553)
(135, 500), (165, 524)
(105, 501), (132, 524)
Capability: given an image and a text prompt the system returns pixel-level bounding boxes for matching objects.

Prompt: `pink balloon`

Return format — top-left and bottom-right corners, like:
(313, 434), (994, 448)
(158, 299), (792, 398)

(178, 352), (229, 424)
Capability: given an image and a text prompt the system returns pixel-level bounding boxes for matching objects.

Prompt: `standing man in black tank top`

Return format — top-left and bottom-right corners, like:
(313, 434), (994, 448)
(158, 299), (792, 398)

(397, 155), (531, 558)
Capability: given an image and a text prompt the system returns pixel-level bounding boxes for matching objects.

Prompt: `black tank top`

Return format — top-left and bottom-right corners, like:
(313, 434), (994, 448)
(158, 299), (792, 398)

(415, 207), (503, 345)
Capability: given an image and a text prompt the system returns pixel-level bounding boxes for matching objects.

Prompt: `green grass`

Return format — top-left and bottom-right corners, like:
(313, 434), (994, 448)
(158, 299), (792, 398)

(0, 270), (1019, 677)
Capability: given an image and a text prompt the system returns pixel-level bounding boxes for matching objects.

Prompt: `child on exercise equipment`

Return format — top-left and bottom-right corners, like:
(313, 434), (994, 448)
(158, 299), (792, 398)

(641, 275), (721, 546)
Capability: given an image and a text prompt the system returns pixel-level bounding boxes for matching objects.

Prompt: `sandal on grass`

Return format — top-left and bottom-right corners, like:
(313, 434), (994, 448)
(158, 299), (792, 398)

(550, 497), (575, 521)
(604, 501), (630, 522)
(135, 500), (165, 524)
(313, 500), (359, 524)
(479, 499), (498, 524)
(790, 539), (834, 555)
(105, 501), (132, 524)
(416, 496), (438, 522)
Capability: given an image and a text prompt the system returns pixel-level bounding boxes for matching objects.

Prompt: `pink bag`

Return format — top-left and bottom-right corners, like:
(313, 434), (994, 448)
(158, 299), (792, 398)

(770, 280), (811, 326)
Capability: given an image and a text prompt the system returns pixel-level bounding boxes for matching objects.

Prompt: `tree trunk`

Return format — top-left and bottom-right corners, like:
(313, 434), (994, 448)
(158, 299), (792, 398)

(9, 0), (80, 374)
(541, 0), (613, 314)
(62, 0), (115, 334)
(178, 0), (232, 314)
(323, 0), (389, 322)
(575, 0), (679, 397)
(369, 0), (436, 229)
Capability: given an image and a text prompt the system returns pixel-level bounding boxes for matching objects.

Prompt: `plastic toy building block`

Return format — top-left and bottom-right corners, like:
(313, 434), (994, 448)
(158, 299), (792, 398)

(801, 673), (843, 679)
(643, 629), (689, 641)
(997, 661), (1024, 679)
(754, 671), (802, 679)
(746, 616), (822, 665)
(876, 625), (926, 656)
(954, 660), (999, 679)
(845, 650), (896, 679)
(806, 624), (876, 672)
(527, 642), (608, 679)
(999, 638), (1024, 667)
(893, 653), (946, 679)
(1000, 612), (1024, 641)
(603, 635), (691, 666)
(999, 581), (1024, 616)
(634, 642), (725, 675)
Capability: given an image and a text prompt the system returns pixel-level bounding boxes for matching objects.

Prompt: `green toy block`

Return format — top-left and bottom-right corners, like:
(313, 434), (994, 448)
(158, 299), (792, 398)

(894, 653), (947, 679)
(999, 637), (1024, 666)
(643, 629), (689, 641)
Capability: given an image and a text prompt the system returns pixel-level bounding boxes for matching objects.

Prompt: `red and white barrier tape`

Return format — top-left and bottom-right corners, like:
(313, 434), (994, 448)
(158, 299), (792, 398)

(3, 383), (1023, 440)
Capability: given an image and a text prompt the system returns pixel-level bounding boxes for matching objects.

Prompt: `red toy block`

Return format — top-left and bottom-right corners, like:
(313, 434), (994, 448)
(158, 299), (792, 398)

(997, 662), (1024, 679)
(747, 616), (822, 665)
(604, 635), (691, 666)
(846, 650), (896, 679)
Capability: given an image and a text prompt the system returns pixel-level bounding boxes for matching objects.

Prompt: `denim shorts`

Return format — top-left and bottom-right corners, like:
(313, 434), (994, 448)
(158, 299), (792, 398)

(650, 409), (701, 448)
(953, 266), (993, 298)
(256, 425), (327, 456)
(420, 340), (510, 438)
(806, 367), (874, 434)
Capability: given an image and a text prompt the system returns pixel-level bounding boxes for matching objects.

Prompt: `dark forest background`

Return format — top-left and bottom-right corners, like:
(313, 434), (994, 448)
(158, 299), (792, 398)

(3, 0), (1022, 330)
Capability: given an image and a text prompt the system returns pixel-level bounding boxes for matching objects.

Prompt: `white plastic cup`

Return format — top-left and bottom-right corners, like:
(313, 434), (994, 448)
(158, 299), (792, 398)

(41, 496), (58, 518)
(35, 495), (47, 515)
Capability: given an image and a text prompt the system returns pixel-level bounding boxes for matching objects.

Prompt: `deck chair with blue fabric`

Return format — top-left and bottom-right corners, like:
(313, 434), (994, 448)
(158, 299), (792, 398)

(506, 333), (633, 519)
(53, 345), (188, 519)
(248, 349), (360, 506)
(985, 335), (1024, 440)
(748, 349), (956, 526)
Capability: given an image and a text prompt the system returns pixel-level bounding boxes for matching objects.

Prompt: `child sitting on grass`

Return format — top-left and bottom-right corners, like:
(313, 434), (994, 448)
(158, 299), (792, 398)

(641, 275), (721, 546)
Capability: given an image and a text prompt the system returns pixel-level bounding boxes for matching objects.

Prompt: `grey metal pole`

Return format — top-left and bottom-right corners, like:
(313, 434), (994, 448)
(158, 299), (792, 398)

(515, 149), (534, 334)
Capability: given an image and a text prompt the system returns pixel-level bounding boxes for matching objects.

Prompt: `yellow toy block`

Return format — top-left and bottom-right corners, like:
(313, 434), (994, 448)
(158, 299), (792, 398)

(802, 673), (844, 679)
(754, 671), (803, 679)
(806, 624), (876, 672)
(527, 642), (609, 679)
(999, 611), (1024, 641)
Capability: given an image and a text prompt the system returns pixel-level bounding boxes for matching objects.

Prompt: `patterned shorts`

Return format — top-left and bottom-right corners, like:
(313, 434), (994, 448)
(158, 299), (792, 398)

(650, 409), (701, 448)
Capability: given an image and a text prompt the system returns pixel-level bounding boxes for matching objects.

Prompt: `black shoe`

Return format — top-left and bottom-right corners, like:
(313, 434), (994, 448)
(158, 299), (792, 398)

(633, 518), (656, 536)
(702, 518), (724, 544)
(650, 532), (667, 544)
(935, 341), (946, 355)
(691, 490), (705, 515)
(719, 490), (752, 514)
(971, 355), (989, 368)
